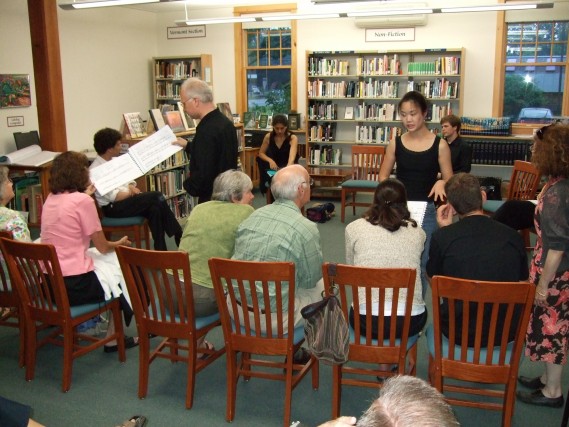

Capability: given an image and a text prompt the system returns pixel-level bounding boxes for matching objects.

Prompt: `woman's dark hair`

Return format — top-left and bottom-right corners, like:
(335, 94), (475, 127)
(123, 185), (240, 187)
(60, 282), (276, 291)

(49, 151), (90, 194)
(398, 90), (429, 114)
(271, 114), (290, 138)
(531, 123), (569, 178)
(364, 178), (417, 231)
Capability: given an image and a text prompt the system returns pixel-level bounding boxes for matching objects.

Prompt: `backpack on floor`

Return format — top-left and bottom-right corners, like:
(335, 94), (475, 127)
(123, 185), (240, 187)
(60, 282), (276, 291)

(306, 203), (335, 223)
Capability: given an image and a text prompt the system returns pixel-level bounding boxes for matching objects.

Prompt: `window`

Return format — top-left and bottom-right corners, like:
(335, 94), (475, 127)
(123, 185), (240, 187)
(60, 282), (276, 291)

(244, 27), (292, 115)
(503, 21), (569, 122)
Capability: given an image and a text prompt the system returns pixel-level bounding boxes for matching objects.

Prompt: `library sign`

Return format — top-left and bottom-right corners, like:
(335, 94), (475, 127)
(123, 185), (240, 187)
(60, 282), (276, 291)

(167, 26), (206, 39)
(365, 28), (415, 42)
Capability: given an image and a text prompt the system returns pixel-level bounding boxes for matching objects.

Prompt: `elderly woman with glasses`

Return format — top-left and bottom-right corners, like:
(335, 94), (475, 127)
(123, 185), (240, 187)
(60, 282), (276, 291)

(517, 123), (569, 408)
(178, 169), (254, 357)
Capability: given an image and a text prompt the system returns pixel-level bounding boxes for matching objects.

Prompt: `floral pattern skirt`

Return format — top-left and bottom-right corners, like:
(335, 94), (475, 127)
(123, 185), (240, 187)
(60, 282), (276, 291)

(525, 271), (569, 365)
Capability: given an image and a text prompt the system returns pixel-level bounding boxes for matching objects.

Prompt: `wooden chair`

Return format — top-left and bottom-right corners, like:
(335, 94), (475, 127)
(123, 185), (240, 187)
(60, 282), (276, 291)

(0, 231), (25, 367)
(116, 246), (224, 409)
(427, 275), (535, 427)
(0, 238), (126, 392)
(322, 262), (419, 418)
(93, 197), (150, 249)
(340, 145), (385, 222)
(208, 257), (319, 427)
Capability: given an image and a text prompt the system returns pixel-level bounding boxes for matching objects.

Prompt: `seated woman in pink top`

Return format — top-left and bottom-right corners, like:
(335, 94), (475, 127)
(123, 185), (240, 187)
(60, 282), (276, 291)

(40, 151), (138, 352)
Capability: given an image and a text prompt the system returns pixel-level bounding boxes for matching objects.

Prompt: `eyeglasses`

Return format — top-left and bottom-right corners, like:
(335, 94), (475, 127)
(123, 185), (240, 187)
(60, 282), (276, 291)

(182, 97), (198, 106)
(302, 178), (315, 187)
(536, 122), (557, 140)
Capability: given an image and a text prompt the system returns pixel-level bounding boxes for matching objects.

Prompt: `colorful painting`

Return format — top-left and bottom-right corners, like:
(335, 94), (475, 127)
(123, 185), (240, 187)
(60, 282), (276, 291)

(0, 74), (31, 108)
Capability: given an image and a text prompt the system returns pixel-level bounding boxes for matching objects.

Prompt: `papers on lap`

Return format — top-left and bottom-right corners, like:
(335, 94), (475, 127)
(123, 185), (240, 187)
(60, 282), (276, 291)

(90, 126), (182, 195)
(0, 145), (58, 167)
(407, 201), (428, 227)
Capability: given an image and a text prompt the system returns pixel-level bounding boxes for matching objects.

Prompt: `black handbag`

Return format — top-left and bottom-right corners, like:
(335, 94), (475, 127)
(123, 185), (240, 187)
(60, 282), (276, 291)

(301, 290), (349, 365)
(306, 202), (335, 223)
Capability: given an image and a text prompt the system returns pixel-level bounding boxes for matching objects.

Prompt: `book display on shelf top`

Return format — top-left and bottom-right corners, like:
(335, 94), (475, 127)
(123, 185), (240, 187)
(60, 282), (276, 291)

(305, 48), (464, 169)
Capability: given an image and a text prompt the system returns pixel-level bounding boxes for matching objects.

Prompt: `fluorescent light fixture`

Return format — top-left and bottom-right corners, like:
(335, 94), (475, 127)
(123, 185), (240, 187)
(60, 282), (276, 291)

(262, 13), (341, 21)
(440, 3), (553, 13)
(348, 8), (433, 17)
(176, 16), (257, 26)
(59, 0), (159, 9)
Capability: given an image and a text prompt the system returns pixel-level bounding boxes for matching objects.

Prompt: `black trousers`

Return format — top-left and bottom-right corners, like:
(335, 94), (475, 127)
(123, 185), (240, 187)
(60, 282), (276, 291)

(0, 396), (31, 427)
(492, 199), (535, 231)
(102, 191), (182, 251)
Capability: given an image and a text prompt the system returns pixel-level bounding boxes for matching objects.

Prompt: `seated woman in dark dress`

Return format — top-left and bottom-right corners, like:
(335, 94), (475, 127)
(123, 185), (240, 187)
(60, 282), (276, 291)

(256, 114), (299, 194)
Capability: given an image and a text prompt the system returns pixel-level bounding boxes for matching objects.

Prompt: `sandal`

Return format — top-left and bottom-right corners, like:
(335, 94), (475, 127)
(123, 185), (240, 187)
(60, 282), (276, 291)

(115, 415), (148, 427)
(0, 307), (14, 321)
(197, 340), (215, 360)
(104, 336), (139, 353)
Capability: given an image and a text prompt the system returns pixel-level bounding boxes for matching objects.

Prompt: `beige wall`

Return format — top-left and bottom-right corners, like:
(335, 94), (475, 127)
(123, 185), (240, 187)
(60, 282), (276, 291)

(0, 1), (567, 154)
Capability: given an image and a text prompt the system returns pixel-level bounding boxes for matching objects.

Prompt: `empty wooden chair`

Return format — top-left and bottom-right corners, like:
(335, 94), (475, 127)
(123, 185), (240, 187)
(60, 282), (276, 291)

(322, 262), (419, 418)
(341, 145), (385, 222)
(208, 257), (319, 427)
(427, 275), (535, 427)
(0, 238), (126, 392)
(116, 246), (224, 409)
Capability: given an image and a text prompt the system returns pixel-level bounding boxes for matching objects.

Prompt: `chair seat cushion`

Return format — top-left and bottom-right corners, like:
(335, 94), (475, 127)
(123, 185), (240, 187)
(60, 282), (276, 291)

(482, 200), (505, 214)
(341, 179), (380, 189)
(69, 299), (116, 319)
(426, 324), (514, 364)
(101, 216), (146, 227)
(349, 327), (421, 351)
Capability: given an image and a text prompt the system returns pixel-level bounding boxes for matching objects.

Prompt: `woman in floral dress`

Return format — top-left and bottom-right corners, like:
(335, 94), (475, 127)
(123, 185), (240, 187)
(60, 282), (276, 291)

(517, 123), (569, 408)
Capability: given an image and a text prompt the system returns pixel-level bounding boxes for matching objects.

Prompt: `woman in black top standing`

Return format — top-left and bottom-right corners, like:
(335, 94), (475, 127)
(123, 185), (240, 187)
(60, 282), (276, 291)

(379, 91), (453, 297)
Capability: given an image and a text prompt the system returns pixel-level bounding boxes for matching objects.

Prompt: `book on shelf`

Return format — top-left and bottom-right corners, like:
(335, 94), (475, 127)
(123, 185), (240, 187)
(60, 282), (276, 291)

(258, 114), (269, 129)
(149, 108), (167, 130)
(407, 201), (428, 227)
(288, 113), (300, 130)
(344, 106), (354, 120)
(90, 125), (182, 196)
(243, 111), (256, 128)
(0, 145), (59, 167)
(217, 102), (233, 122)
(123, 112), (147, 138)
(164, 110), (186, 133)
(176, 102), (194, 130)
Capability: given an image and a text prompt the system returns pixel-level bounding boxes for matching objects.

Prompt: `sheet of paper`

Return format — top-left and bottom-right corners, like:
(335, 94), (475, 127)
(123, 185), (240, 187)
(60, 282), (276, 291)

(0, 145), (42, 165)
(128, 125), (182, 173)
(407, 201), (428, 227)
(90, 153), (142, 196)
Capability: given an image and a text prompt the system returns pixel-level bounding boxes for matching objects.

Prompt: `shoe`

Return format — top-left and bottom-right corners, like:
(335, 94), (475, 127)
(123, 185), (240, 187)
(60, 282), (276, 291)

(516, 389), (564, 408)
(115, 415), (148, 427)
(197, 340), (215, 360)
(518, 375), (546, 390)
(292, 347), (311, 365)
(104, 336), (139, 353)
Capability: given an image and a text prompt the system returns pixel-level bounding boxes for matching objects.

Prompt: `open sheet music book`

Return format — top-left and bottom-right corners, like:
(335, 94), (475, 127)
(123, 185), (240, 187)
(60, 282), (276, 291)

(0, 145), (59, 167)
(407, 201), (428, 227)
(90, 126), (181, 195)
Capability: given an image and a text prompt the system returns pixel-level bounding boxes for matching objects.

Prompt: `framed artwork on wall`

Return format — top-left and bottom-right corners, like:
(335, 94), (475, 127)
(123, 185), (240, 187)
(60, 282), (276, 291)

(0, 74), (31, 108)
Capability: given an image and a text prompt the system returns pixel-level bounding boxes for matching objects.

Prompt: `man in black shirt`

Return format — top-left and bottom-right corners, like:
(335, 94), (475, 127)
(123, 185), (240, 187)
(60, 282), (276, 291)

(441, 114), (472, 173)
(426, 173), (529, 346)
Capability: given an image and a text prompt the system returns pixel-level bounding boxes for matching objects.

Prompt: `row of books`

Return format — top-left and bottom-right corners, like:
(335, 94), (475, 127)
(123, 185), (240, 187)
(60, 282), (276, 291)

(146, 169), (187, 198)
(148, 150), (188, 174)
(308, 124), (336, 142)
(354, 103), (397, 121)
(310, 145), (342, 166)
(154, 60), (200, 80)
(308, 102), (338, 120)
(355, 125), (402, 144)
(155, 81), (183, 100)
(166, 194), (195, 220)
(407, 57), (460, 75)
(430, 103), (454, 122)
(407, 79), (459, 99)
(308, 58), (350, 76)
(353, 79), (400, 99)
(468, 140), (530, 165)
(356, 55), (402, 76)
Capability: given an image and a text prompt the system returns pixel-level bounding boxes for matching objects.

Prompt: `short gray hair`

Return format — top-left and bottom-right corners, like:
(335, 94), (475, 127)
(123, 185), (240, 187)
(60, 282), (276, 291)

(0, 166), (9, 202)
(357, 376), (459, 427)
(271, 165), (306, 201)
(181, 77), (213, 103)
(211, 170), (252, 202)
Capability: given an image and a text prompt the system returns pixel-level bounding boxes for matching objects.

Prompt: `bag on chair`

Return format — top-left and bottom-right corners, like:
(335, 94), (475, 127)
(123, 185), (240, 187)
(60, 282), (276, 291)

(301, 293), (349, 365)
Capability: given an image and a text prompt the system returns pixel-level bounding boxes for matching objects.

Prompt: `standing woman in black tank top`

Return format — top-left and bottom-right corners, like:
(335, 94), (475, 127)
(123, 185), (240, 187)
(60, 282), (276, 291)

(378, 91), (453, 297)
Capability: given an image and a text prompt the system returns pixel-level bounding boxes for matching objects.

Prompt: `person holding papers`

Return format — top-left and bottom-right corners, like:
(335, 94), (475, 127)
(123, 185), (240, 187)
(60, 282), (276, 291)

(41, 151), (138, 353)
(345, 178), (427, 340)
(90, 128), (182, 251)
(175, 77), (238, 204)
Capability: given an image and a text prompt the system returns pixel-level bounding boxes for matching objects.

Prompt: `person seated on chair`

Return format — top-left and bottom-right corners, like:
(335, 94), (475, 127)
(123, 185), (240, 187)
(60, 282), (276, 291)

(319, 376), (459, 427)
(90, 128), (182, 251)
(232, 164), (324, 335)
(440, 114), (472, 173)
(345, 178), (427, 340)
(256, 114), (299, 195)
(426, 173), (529, 346)
(178, 169), (254, 356)
(41, 151), (138, 353)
